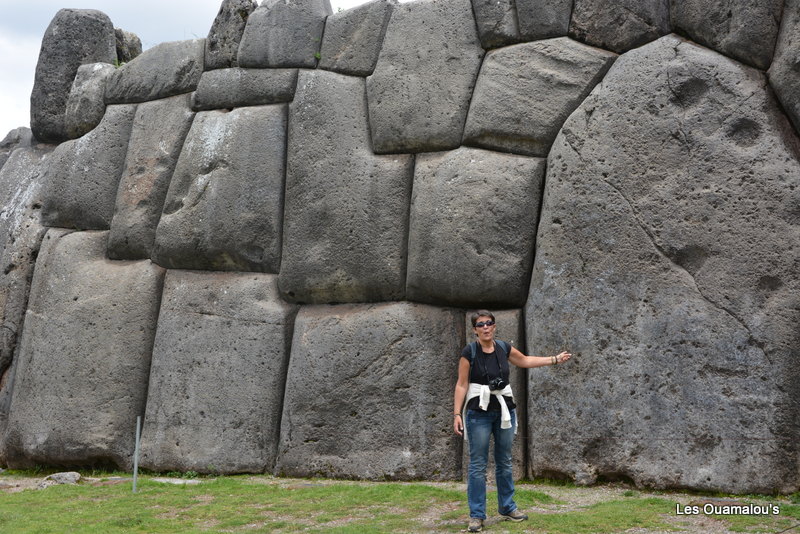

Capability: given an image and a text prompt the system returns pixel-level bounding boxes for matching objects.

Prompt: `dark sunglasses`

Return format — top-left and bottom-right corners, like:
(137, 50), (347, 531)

(475, 320), (495, 328)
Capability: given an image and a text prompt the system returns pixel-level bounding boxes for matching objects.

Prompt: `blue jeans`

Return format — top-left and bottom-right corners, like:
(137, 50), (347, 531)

(465, 408), (517, 519)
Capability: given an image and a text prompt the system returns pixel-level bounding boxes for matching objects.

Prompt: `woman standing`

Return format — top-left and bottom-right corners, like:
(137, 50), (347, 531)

(453, 310), (571, 532)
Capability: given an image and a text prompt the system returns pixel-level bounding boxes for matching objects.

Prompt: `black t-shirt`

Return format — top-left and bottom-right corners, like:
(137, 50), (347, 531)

(460, 342), (516, 412)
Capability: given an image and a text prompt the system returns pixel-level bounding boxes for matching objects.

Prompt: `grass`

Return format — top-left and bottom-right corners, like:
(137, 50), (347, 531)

(0, 470), (798, 533)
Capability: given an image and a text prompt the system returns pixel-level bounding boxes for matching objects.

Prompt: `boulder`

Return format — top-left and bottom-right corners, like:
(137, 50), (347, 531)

(3, 230), (164, 470)
(64, 62), (115, 139)
(516, 0), (573, 41)
(0, 128), (34, 171)
(318, 0), (396, 76)
(108, 94), (195, 260)
(569, 0), (670, 54)
(275, 302), (463, 480)
(30, 9), (117, 143)
(140, 271), (298, 474)
(237, 0), (332, 68)
(526, 35), (800, 493)
(470, 0), (519, 49)
(0, 145), (53, 378)
(279, 70), (414, 304)
(461, 309), (527, 482)
(670, 0), (783, 70)
(115, 28), (142, 64)
(463, 38), (616, 157)
(41, 104), (136, 230)
(406, 147), (545, 308)
(191, 68), (298, 111)
(152, 104), (287, 273)
(205, 0), (258, 70)
(105, 39), (205, 104)
(366, 0), (484, 153)
(768, 0), (800, 132)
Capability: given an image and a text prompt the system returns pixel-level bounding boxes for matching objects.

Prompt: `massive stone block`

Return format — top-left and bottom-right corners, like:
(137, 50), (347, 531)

(64, 62), (115, 139)
(140, 271), (298, 474)
(769, 0), (800, 132)
(0, 145), (53, 379)
(191, 68), (298, 111)
(152, 105), (287, 273)
(406, 147), (544, 308)
(516, 0), (573, 41)
(3, 230), (164, 470)
(461, 309), (527, 482)
(238, 0), (332, 68)
(41, 104), (137, 230)
(108, 94), (195, 260)
(205, 0), (258, 70)
(275, 302), (463, 480)
(366, 0), (484, 153)
(0, 128), (34, 172)
(318, 0), (396, 76)
(526, 35), (800, 493)
(279, 70), (414, 304)
(470, 0), (519, 49)
(105, 39), (205, 104)
(569, 0), (669, 54)
(30, 9), (117, 143)
(463, 38), (616, 157)
(670, 0), (782, 70)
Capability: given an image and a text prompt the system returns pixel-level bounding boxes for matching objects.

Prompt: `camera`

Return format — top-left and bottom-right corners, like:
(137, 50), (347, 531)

(488, 376), (508, 390)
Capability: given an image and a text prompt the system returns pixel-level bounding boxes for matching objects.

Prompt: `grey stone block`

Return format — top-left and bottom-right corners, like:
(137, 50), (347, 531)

(670, 0), (782, 70)
(366, 0), (484, 153)
(105, 39), (205, 104)
(115, 28), (142, 63)
(0, 128), (34, 171)
(140, 271), (298, 474)
(275, 302), (464, 480)
(0, 145), (54, 378)
(64, 62), (115, 139)
(3, 230), (164, 470)
(238, 0), (332, 68)
(152, 104), (287, 273)
(463, 38), (616, 157)
(108, 94), (195, 260)
(471, 0), (520, 49)
(279, 70), (414, 304)
(191, 68), (298, 111)
(461, 309), (527, 482)
(205, 0), (258, 70)
(517, 0), (573, 40)
(406, 147), (545, 308)
(770, 0), (800, 133)
(41, 104), (137, 230)
(526, 35), (800, 493)
(569, 0), (670, 54)
(30, 9), (117, 143)
(318, 0), (396, 76)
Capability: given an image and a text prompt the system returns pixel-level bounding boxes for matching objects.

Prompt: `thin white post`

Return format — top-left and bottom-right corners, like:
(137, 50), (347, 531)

(133, 416), (142, 493)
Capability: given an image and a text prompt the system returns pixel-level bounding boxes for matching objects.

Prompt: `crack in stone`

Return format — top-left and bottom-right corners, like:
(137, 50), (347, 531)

(599, 177), (770, 364)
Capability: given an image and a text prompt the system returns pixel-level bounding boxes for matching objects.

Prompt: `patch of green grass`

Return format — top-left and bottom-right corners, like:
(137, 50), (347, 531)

(1, 471), (798, 534)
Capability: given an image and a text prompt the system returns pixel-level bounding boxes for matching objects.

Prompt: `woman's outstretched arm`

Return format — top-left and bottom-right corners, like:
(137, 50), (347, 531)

(507, 346), (571, 369)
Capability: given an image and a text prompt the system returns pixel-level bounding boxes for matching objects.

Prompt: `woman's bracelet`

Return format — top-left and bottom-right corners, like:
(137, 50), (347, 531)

(454, 413), (461, 417)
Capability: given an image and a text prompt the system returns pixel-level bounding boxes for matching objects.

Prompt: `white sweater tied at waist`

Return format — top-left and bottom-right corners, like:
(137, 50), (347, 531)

(462, 382), (516, 441)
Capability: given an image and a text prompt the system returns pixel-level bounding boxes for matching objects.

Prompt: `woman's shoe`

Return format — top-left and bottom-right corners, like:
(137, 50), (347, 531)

(468, 517), (484, 532)
(501, 509), (528, 522)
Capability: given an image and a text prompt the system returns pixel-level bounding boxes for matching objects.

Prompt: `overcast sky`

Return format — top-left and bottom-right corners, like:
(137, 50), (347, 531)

(0, 0), (372, 139)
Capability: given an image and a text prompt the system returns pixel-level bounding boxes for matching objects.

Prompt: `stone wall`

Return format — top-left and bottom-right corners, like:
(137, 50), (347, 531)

(0, 0), (797, 493)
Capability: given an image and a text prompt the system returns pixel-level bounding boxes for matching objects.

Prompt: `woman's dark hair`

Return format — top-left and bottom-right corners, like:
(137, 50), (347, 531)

(470, 310), (495, 327)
